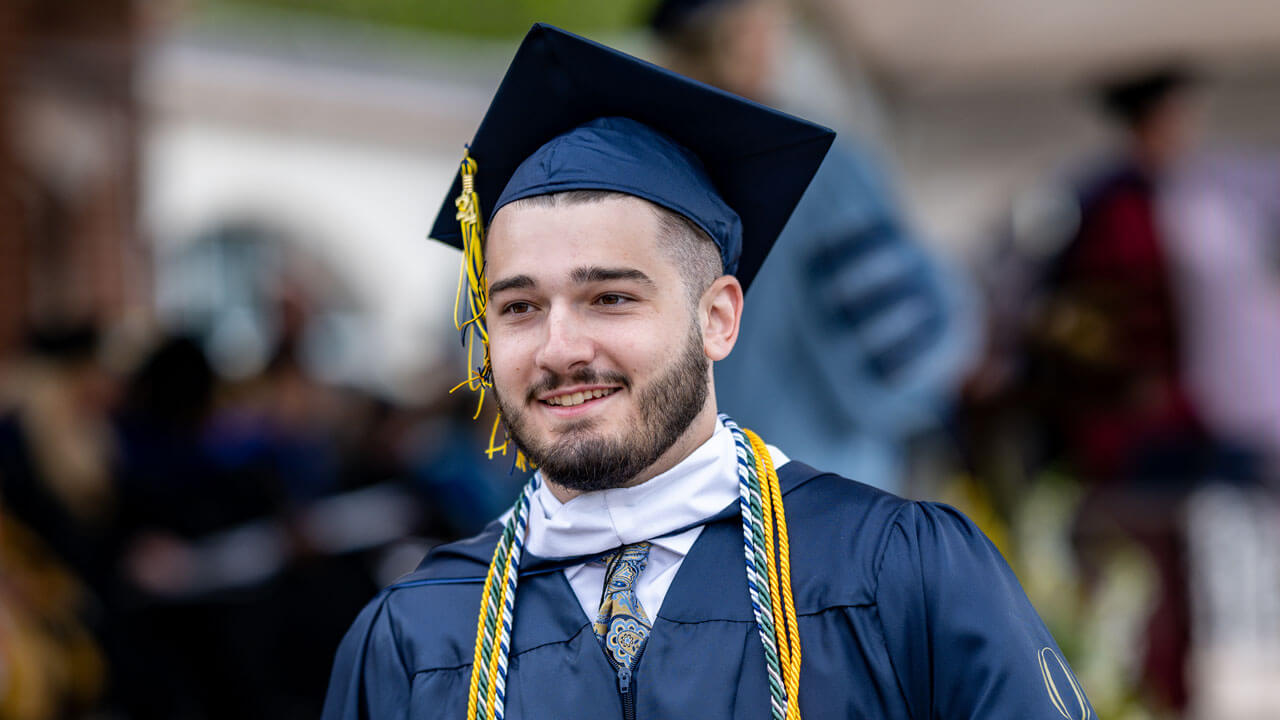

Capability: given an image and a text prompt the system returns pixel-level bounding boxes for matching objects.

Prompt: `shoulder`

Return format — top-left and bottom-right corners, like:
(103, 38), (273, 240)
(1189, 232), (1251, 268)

(777, 460), (913, 538)
(774, 461), (920, 608)
(785, 460), (978, 532)
(777, 461), (998, 602)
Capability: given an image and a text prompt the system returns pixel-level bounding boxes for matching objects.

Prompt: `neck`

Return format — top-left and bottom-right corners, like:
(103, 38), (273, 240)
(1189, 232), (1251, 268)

(544, 401), (720, 504)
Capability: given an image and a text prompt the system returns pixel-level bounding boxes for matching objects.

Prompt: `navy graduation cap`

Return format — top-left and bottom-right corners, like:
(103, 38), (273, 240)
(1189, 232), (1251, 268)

(429, 22), (834, 292)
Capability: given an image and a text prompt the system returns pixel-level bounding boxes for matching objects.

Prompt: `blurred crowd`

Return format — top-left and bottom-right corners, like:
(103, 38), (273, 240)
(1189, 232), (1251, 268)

(2, 0), (1278, 719)
(0, 319), (527, 718)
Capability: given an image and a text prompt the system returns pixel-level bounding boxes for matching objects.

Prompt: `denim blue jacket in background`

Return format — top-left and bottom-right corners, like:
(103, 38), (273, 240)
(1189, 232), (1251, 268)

(715, 140), (981, 492)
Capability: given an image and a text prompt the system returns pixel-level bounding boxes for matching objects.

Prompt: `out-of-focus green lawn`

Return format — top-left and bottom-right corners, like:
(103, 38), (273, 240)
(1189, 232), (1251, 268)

(201, 0), (654, 38)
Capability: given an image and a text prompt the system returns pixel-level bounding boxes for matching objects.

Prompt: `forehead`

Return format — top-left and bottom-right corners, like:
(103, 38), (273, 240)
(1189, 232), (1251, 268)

(485, 195), (669, 276)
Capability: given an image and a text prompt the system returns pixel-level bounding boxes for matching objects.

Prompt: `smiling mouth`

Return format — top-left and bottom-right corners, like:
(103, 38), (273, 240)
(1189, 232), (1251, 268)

(541, 388), (620, 407)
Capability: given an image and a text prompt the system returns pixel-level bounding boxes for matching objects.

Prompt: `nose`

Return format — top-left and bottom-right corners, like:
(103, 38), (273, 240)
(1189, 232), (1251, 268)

(534, 305), (594, 374)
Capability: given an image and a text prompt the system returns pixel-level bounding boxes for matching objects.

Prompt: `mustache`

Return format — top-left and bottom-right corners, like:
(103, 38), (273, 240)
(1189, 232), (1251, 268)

(526, 368), (630, 402)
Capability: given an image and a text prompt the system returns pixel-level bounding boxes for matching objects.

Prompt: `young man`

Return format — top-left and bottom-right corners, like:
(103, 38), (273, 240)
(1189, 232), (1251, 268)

(324, 25), (1092, 720)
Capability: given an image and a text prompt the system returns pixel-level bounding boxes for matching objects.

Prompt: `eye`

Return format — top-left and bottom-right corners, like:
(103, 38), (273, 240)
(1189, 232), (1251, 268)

(595, 293), (630, 307)
(503, 301), (535, 315)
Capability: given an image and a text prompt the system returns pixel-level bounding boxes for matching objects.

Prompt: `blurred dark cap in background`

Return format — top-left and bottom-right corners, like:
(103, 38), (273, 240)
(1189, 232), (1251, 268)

(648, 0), (735, 35)
(1097, 63), (1198, 128)
(23, 322), (100, 364)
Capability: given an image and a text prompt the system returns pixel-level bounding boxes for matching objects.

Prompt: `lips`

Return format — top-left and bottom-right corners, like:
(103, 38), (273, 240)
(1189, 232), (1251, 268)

(541, 387), (619, 407)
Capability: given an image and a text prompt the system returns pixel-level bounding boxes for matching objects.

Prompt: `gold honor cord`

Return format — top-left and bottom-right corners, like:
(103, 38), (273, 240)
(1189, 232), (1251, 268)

(451, 150), (529, 471)
(746, 429), (803, 719)
(465, 539), (505, 720)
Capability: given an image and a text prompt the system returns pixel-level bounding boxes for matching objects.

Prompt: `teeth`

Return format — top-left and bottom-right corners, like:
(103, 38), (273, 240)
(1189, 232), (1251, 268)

(546, 388), (616, 407)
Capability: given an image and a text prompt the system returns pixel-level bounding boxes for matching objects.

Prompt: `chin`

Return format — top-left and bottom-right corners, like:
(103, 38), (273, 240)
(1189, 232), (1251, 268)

(544, 419), (619, 452)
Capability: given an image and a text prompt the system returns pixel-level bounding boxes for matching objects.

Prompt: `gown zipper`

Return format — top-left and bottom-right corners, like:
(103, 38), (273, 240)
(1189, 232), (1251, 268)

(612, 642), (645, 720)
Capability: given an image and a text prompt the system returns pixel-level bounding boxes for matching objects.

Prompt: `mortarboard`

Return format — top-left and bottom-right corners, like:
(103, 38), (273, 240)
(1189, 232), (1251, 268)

(428, 22), (834, 293)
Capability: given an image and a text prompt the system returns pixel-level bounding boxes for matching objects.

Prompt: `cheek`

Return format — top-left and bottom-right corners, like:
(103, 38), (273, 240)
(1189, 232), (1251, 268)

(599, 322), (679, 377)
(487, 334), (531, 386)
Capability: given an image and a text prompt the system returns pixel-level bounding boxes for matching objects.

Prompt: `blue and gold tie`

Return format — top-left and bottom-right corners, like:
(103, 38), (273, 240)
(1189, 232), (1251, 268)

(593, 542), (652, 671)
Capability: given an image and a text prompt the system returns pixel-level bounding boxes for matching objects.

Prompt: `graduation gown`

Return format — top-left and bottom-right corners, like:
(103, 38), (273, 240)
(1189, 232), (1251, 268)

(323, 461), (1093, 719)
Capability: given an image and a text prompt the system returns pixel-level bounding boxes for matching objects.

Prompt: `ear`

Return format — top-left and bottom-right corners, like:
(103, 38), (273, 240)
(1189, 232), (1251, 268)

(701, 275), (743, 361)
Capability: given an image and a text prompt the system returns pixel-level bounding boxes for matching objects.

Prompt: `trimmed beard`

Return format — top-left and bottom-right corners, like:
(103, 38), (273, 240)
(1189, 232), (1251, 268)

(494, 323), (709, 493)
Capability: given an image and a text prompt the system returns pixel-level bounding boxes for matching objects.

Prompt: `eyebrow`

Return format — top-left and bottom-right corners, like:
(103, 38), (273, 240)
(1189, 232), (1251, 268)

(489, 267), (655, 297)
(570, 266), (655, 287)
(488, 274), (535, 297)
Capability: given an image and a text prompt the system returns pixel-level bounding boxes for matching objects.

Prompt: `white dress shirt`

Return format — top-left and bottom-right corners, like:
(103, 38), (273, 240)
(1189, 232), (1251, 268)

(525, 418), (788, 623)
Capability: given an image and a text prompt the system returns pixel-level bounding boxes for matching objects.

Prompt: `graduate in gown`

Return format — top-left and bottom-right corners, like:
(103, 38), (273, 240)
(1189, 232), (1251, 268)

(324, 24), (1093, 720)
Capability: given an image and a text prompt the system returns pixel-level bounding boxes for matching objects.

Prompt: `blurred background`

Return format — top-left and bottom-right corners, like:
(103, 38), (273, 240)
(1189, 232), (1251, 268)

(0, 0), (1277, 718)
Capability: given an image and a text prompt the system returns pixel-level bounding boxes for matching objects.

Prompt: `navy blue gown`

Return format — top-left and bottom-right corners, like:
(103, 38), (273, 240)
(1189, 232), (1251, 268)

(323, 462), (1093, 719)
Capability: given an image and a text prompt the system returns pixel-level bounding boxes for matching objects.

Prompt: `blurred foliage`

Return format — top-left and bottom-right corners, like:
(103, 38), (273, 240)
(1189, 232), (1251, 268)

(942, 469), (1166, 719)
(201, 0), (656, 38)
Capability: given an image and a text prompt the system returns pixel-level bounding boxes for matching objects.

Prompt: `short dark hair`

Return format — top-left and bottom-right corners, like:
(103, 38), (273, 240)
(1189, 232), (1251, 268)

(1096, 64), (1196, 129)
(651, 0), (738, 71)
(502, 190), (723, 304)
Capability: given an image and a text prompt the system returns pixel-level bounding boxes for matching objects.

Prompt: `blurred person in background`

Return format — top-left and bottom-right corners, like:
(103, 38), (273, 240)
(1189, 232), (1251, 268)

(0, 325), (119, 597)
(1013, 64), (1266, 715)
(1030, 65), (1206, 487)
(0, 324), (117, 719)
(653, 0), (980, 493)
(110, 332), (408, 718)
(956, 63), (1247, 718)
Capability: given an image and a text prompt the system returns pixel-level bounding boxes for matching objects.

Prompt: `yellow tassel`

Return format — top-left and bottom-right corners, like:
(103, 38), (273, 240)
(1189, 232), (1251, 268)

(486, 414), (508, 459)
(452, 150), (536, 473)
(454, 151), (492, 393)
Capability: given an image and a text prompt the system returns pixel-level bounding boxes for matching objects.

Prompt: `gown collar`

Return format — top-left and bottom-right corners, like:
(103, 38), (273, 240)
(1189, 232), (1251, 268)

(417, 424), (814, 576)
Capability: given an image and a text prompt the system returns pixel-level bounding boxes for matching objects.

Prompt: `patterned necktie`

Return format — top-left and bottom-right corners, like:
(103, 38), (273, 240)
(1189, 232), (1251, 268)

(593, 542), (653, 671)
